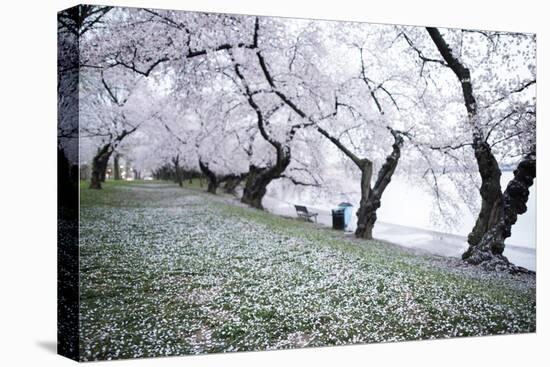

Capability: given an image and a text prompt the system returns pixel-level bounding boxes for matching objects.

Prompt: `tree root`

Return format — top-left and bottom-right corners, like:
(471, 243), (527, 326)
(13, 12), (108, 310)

(464, 248), (534, 275)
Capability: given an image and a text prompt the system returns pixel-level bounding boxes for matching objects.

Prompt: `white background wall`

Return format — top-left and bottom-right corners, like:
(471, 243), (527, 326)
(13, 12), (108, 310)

(0, 0), (548, 366)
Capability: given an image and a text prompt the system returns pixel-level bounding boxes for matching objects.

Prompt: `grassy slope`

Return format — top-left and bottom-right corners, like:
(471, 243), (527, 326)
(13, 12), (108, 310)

(78, 180), (536, 361)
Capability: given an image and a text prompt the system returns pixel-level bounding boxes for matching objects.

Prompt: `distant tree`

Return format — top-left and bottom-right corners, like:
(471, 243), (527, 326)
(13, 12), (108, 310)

(80, 68), (162, 189)
(113, 153), (122, 180)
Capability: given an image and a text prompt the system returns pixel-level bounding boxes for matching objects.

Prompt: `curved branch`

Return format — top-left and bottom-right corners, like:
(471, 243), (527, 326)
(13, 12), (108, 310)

(316, 126), (364, 168)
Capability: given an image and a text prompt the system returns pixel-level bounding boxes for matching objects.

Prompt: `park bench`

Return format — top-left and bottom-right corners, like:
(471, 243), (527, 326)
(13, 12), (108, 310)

(294, 205), (318, 223)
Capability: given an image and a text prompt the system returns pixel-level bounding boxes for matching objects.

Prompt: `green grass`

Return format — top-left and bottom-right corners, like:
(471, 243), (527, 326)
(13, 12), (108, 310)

(80, 180), (171, 207)
(78, 181), (536, 361)
(181, 178), (208, 190)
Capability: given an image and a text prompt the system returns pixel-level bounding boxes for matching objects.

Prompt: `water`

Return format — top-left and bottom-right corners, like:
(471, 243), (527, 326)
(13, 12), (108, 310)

(263, 171), (536, 270)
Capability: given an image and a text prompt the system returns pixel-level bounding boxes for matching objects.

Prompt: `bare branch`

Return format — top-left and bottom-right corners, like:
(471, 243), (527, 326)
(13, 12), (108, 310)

(429, 142), (473, 151)
(399, 32), (448, 74)
(279, 174), (320, 187)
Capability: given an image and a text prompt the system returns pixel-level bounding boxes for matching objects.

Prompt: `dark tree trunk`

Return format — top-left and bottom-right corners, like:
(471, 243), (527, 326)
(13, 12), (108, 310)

(356, 132), (404, 239)
(199, 159), (219, 194)
(175, 169), (183, 187)
(354, 160), (374, 238)
(223, 173), (247, 195)
(113, 153), (121, 180)
(172, 155), (183, 187)
(318, 126), (405, 240)
(464, 141), (503, 252)
(427, 27), (535, 272)
(241, 150), (291, 209)
(90, 144), (112, 189)
(89, 129), (135, 189)
(206, 180), (217, 194)
(241, 166), (272, 209)
(100, 163), (107, 182)
(462, 151), (536, 272)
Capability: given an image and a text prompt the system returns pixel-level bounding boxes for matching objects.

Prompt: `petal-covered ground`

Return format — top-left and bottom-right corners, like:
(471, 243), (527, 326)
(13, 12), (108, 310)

(78, 181), (535, 361)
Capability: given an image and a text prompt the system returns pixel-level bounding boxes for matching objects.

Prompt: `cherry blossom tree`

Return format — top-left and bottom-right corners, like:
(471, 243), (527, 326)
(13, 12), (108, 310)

(401, 26), (536, 271)
(79, 67), (163, 189)
(226, 18), (424, 237)
(65, 6), (536, 271)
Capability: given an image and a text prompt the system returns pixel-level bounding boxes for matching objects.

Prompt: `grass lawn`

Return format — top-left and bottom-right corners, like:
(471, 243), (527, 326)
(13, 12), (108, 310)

(78, 180), (536, 361)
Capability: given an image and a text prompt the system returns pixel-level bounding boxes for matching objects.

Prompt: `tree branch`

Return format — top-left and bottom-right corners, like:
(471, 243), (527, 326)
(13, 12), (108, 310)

(316, 126), (365, 168)
(279, 174), (320, 187)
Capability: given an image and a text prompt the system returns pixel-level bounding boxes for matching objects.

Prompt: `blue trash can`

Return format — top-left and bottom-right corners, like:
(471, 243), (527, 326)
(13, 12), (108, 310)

(338, 202), (353, 229)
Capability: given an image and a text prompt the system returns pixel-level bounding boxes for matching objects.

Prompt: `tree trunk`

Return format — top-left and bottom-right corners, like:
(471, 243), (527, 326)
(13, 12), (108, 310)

(223, 173), (247, 195)
(463, 151), (536, 272)
(100, 163), (108, 182)
(199, 159), (219, 194)
(463, 141), (503, 257)
(241, 150), (291, 209)
(354, 160), (374, 238)
(172, 155), (183, 187)
(90, 144), (112, 189)
(207, 180), (217, 194)
(113, 153), (121, 180)
(356, 132), (404, 239)
(427, 27), (535, 272)
(241, 166), (271, 209)
(318, 125), (404, 240)
(175, 168), (183, 187)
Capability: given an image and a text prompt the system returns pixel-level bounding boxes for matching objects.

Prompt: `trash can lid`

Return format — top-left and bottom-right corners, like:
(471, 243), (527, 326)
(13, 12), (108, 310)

(338, 202), (353, 207)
